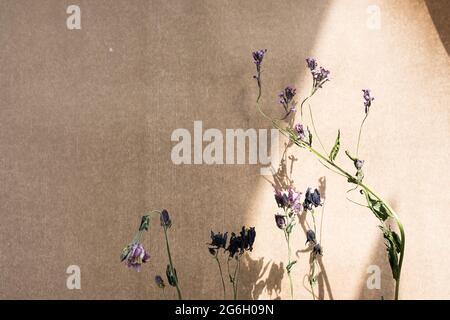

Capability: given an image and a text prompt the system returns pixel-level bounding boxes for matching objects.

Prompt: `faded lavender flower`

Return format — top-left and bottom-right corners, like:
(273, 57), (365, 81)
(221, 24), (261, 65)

(274, 214), (287, 230)
(160, 209), (172, 228)
(279, 86), (297, 112)
(252, 49), (267, 94)
(355, 159), (364, 170)
(362, 89), (374, 114)
(303, 188), (321, 211)
(273, 185), (302, 214)
(306, 57), (317, 71)
(306, 58), (330, 89)
(124, 243), (150, 272)
(294, 123), (306, 140)
(305, 229), (317, 245)
(155, 275), (165, 289)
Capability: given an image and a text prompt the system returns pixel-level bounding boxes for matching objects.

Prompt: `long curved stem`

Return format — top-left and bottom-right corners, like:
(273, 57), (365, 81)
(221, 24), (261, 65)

(163, 226), (182, 300)
(284, 229), (294, 300)
(356, 113), (369, 158)
(308, 103), (327, 154)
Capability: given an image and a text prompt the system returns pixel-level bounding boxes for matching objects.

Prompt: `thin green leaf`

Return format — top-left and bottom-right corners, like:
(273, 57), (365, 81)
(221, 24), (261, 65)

(286, 260), (297, 273)
(329, 130), (340, 161)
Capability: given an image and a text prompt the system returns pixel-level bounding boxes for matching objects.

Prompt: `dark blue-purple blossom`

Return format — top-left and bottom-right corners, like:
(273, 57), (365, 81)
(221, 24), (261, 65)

(160, 209), (172, 228)
(305, 229), (317, 245)
(274, 214), (287, 230)
(362, 89), (374, 114)
(305, 58), (330, 89)
(226, 226), (256, 258)
(303, 188), (321, 210)
(241, 226), (256, 252)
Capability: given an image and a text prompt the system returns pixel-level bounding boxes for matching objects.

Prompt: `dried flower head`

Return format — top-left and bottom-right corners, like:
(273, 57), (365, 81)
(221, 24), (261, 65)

(305, 229), (317, 245)
(306, 58), (330, 89)
(160, 209), (172, 228)
(274, 214), (287, 230)
(279, 86), (297, 112)
(303, 188), (321, 210)
(124, 243), (150, 272)
(362, 89), (374, 114)
(355, 159), (365, 170)
(273, 185), (302, 214)
(294, 123), (306, 140)
(252, 49), (267, 66)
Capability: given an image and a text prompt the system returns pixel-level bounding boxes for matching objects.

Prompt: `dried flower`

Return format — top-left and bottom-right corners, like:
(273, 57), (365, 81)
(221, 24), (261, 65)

(313, 243), (323, 256)
(279, 86), (297, 112)
(305, 229), (317, 245)
(252, 49), (267, 67)
(209, 231), (228, 249)
(355, 159), (364, 170)
(303, 188), (321, 210)
(160, 209), (172, 228)
(294, 123), (306, 140)
(124, 243), (150, 272)
(155, 275), (165, 289)
(273, 185), (302, 214)
(274, 214), (287, 230)
(362, 89), (374, 114)
(306, 58), (330, 89)
(306, 57), (317, 71)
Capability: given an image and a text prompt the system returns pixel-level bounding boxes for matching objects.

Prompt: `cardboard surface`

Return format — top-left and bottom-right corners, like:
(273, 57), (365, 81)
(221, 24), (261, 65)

(0, 0), (449, 299)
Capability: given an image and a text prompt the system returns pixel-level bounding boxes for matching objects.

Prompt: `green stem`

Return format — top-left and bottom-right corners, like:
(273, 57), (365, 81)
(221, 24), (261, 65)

(308, 103), (327, 154)
(356, 112), (369, 158)
(214, 254), (226, 299)
(284, 229), (294, 300)
(163, 226), (182, 300)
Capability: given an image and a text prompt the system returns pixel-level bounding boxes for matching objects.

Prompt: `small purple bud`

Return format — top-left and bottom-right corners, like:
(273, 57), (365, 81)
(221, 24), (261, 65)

(274, 214), (287, 230)
(160, 209), (172, 228)
(155, 275), (165, 289)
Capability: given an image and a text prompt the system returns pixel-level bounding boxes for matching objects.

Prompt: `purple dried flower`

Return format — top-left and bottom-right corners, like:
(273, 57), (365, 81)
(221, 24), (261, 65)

(305, 58), (330, 89)
(155, 275), (165, 289)
(252, 49), (267, 66)
(125, 243), (150, 272)
(303, 188), (321, 211)
(362, 89), (374, 114)
(279, 86), (297, 112)
(294, 123), (306, 140)
(355, 159), (364, 170)
(274, 214), (287, 230)
(306, 57), (317, 71)
(305, 229), (317, 245)
(312, 67), (330, 86)
(160, 209), (172, 228)
(273, 185), (302, 214)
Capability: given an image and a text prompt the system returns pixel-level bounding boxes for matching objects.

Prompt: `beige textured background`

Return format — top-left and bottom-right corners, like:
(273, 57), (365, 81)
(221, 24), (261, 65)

(0, 0), (449, 299)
